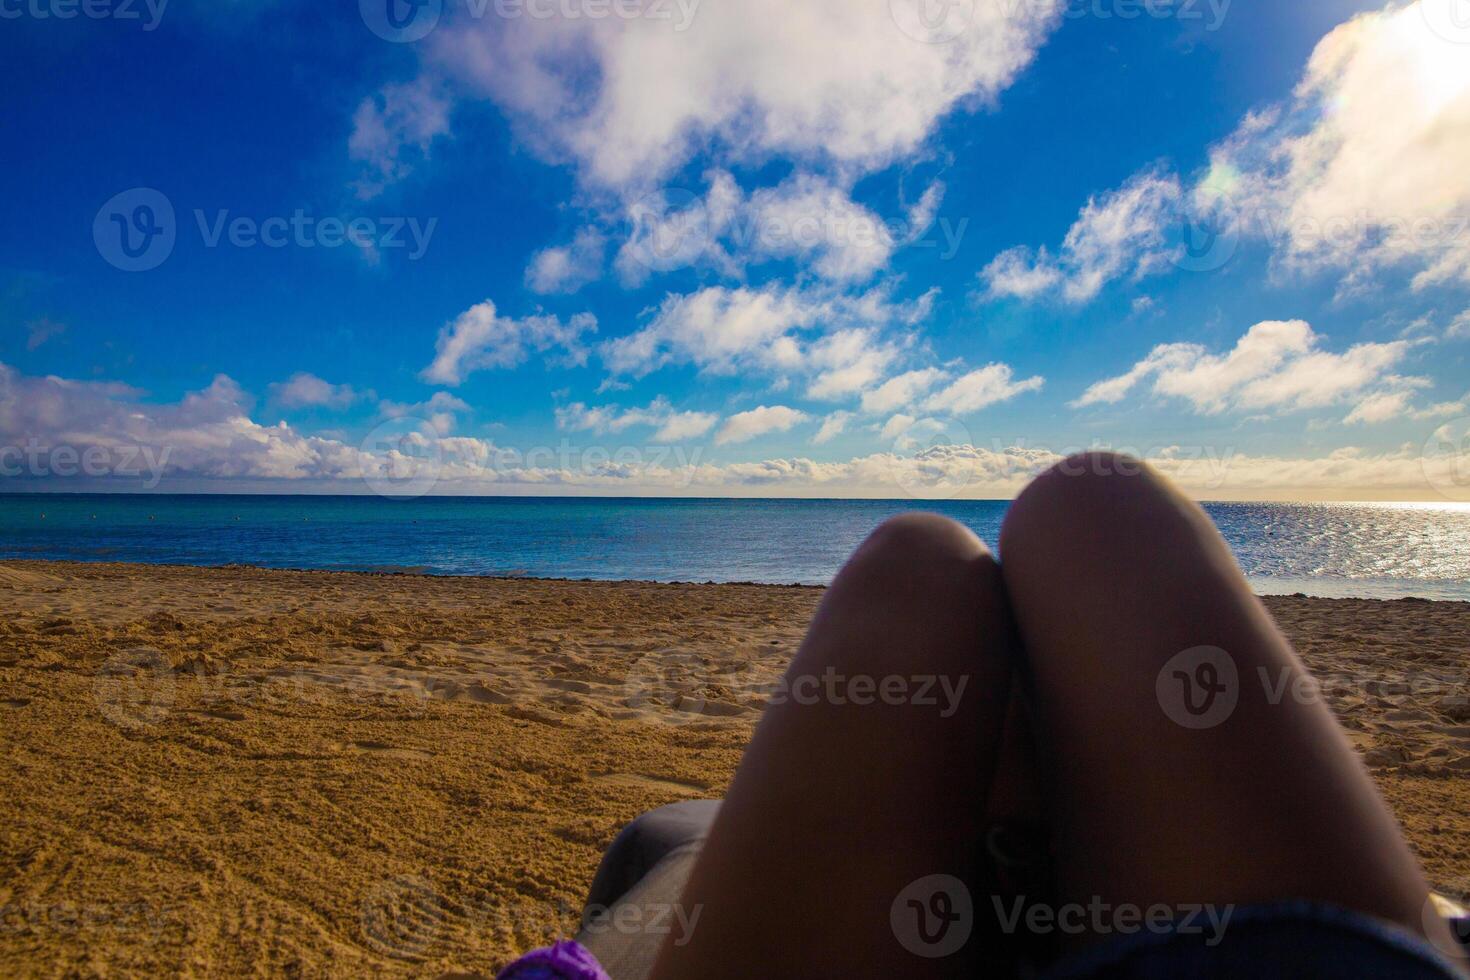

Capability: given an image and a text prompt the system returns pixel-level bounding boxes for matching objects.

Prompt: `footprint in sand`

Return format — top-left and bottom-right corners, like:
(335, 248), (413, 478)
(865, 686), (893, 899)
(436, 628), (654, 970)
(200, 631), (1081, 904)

(543, 678), (594, 695)
(462, 681), (513, 705)
(592, 772), (709, 796)
(183, 707), (247, 721)
(506, 705), (567, 728)
(347, 740), (435, 761)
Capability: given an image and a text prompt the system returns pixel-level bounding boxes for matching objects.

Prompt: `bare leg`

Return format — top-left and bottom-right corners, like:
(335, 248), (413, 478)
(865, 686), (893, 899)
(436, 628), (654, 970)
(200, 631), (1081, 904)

(998, 453), (1458, 958)
(650, 514), (1020, 978)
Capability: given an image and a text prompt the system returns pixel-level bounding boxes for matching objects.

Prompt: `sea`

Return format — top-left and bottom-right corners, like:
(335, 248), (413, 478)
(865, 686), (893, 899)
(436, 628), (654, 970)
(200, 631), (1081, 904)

(2, 494), (1468, 601)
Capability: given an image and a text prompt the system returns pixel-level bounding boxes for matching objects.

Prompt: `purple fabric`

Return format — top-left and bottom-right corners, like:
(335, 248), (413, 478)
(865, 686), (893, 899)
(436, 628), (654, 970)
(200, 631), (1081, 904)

(495, 939), (611, 980)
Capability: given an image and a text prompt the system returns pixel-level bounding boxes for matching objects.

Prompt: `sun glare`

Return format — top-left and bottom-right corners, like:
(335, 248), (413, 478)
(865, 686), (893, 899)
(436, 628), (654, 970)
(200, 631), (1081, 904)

(1399, 2), (1470, 114)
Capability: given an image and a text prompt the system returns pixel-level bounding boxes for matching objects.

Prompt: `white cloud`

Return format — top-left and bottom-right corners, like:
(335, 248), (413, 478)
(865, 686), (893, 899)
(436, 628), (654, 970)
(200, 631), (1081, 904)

(378, 391), (472, 435)
(653, 410), (721, 443)
(906, 182), (945, 243)
(380, 0), (1058, 195)
(980, 247), (1064, 301)
(555, 396), (718, 443)
(599, 283), (929, 400)
(612, 172), (742, 285)
(613, 170), (940, 286)
(978, 3), (1470, 303)
(743, 173), (899, 282)
(715, 405), (808, 445)
(1073, 319), (1435, 424)
(1345, 390), (1465, 425)
(879, 413), (916, 441)
(422, 299), (597, 386)
(924, 364), (1045, 414)
(897, 416), (959, 450)
(812, 410), (854, 445)
(0, 364), (363, 484)
(860, 367), (947, 414)
(5, 361), (1467, 500)
(1449, 309), (1470, 340)
(804, 328), (903, 401)
(1342, 390), (1416, 426)
(1199, 2), (1470, 289)
(981, 170), (1183, 303)
(269, 373), (365, 410)
(601, 284), (811, 378)
(348, 79), (451, 200)
(525, 227), (605, 294)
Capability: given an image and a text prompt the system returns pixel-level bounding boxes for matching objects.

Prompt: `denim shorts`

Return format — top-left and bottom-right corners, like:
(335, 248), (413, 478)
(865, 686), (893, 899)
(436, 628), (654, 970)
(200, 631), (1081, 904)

(569, 804), (1470, 978)
(1038, 901), (1469, 979)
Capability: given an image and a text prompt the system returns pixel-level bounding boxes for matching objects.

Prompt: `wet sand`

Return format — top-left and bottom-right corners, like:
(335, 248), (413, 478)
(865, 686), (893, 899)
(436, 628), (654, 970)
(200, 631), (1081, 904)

(1, 561), (1467, 975)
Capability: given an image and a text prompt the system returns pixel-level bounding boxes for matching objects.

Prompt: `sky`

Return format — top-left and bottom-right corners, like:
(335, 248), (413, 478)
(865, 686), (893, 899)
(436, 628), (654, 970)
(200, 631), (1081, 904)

(2, 0), (1469, 500)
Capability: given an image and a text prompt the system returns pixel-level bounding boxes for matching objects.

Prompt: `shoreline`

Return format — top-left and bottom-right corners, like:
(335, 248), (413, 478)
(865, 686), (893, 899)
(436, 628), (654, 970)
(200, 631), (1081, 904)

(2, 560), (1467, 974)
(6, 558), (833, 589)
(3, 489), (1465, 504)
(0, 558), (1464, 603)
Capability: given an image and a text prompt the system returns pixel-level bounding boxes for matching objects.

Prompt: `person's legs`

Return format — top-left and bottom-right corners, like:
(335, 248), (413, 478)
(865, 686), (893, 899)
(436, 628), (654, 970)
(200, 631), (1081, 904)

(650, 514), (1021, 979)
(998, 452), (1459, 958)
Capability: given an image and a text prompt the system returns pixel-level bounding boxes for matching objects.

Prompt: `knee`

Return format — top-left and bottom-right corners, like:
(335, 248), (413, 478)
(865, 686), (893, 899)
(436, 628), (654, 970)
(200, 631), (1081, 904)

(862, 512), (986, 555)
(812, 512), (1011, 684)
(1027, 451), (1159, 499)
(1000, 451), (1176, 555)
(847, 513), (992, 588)
(830, 513), (1004, 630)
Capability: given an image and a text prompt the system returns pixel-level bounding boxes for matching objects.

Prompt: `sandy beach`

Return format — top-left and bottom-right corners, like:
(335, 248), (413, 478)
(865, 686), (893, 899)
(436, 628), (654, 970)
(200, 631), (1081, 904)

(1, 559), (1468, 976)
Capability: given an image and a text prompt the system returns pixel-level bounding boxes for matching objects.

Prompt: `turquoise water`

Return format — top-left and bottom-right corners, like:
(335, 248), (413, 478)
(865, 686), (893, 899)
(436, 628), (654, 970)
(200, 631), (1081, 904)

(2, 494), (1468, 600)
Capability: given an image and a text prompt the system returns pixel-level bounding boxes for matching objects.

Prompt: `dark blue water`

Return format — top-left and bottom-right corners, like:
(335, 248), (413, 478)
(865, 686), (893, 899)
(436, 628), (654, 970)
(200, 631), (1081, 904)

(2, 494), (1468, 600)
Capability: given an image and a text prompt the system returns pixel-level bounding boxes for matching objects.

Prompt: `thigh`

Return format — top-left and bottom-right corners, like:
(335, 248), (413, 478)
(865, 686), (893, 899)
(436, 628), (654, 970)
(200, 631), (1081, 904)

(651, 514), (1021, 979)
(999, 453), (1448, 953)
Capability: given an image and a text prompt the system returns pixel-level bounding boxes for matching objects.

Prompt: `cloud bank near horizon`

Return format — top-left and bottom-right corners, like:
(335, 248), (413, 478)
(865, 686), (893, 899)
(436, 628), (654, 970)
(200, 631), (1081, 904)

(3, 361), (1467, 502)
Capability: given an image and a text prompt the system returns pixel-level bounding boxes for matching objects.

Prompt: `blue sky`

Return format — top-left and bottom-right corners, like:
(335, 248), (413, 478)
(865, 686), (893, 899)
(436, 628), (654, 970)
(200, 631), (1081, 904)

(2, 0), (1469, 499)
